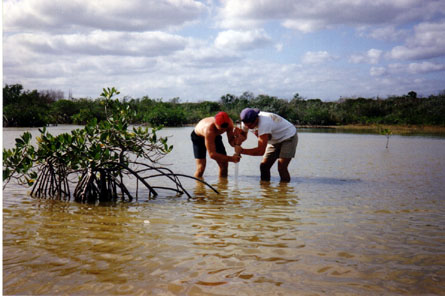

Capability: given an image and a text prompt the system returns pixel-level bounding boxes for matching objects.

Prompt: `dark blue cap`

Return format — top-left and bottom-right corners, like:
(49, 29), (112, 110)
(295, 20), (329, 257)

(240, 108), (260, 123)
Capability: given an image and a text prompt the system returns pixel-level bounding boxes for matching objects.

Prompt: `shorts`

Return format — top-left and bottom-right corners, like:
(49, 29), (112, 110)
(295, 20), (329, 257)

(264, 132), (298, 159)
(191, 130), (227, 159)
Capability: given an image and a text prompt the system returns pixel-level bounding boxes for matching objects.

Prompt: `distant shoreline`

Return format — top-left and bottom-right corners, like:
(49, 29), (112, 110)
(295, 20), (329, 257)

(295, 124), (445, 135)
(4, 123), (445, 136)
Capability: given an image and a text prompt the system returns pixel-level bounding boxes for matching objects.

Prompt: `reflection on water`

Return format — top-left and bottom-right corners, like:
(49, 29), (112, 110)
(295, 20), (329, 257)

(3, 126), (445, 295)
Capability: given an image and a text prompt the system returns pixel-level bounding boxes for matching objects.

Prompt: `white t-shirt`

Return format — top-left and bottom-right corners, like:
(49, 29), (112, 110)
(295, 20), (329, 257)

(243, 111), (296, 144)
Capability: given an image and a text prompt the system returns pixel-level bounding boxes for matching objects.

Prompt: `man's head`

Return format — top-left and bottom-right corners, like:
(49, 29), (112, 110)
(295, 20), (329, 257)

(215, 111), (230, 129)
(240, 108), (260, 128)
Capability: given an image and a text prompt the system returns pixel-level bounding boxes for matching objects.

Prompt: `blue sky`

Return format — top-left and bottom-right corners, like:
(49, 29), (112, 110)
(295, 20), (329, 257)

(3, 0), (445, 101)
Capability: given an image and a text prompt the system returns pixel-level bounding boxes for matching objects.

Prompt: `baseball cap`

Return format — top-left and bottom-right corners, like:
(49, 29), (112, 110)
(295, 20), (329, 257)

(215, 111), (230, 127)
(240, 108), (260, 123)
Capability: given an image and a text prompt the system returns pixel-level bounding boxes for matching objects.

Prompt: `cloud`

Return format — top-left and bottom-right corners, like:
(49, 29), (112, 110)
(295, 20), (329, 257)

(350, 49), (383, 64)
(389, 21), (445, 60)
(3, 0), (445, 101)
(302, 51), (336, 64)
(370, 66), (387, 77)
(275, 43), (284, 52)
(217, 0), (445, 32)
(172, 40), (243, 68)
(361, 25), (410, 41)
(214, 29), (272, 51)
(4, 31), (188, 57)
(4, 0), (207, 32)
(407, 61), (445, 74)
(370, 62), (445, 77)
(282, 19), (327, 33)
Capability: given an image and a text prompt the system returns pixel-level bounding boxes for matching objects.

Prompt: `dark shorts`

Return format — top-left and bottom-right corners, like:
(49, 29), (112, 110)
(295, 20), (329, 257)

(191, 130), (227, 159)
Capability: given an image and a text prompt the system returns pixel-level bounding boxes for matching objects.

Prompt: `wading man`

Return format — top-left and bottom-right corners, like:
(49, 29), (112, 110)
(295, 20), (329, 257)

(191, 111), (241, 178)
(234, 108), (298, 182)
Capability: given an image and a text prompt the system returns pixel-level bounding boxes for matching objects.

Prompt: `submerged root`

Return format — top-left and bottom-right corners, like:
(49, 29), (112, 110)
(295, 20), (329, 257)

(32, 160), (219, 203)
(31, 161), (70, 201)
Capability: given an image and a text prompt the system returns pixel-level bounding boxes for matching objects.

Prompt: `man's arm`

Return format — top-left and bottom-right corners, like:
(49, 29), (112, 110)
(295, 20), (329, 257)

(226, 122), (237, 147)
(236, 134), (269, 156)
(233, 127), (247, 146)
(205, 129), (240, 163)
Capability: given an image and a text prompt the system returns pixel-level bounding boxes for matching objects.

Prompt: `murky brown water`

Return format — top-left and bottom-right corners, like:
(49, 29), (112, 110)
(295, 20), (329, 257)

(3, 126), (445, 295)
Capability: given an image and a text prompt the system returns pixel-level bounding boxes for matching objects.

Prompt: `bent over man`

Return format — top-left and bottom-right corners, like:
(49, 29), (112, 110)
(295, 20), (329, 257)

(191, 111), (240, 178)
(235, 108), (298, 182)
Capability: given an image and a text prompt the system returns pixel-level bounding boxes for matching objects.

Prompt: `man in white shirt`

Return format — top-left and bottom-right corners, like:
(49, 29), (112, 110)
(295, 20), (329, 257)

(234, 108), (298, 182)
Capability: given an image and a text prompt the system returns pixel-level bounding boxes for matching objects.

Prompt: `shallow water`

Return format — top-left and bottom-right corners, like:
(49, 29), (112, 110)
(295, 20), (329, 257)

(3, 126), (445, 295)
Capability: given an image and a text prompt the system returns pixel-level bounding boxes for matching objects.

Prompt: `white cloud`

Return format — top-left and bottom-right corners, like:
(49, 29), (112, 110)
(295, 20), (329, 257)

(217, 0), (445, 32)
(407, 61), (445, 74)
(3, 0), (445, 101)
(370, 61), (445, 77)
(275, 43), (284, 52)
(362, 25), (409, 41)
(4, 0), (207, 32)
(350, 49), (383, 64)
(4, 31), (188, 57)
(216, 1), (263, 29)
(389, 21), (445, 60)
(214, 29), (272, 51)
(172, 40), (243, 68)
(302, 51), (336, 64)
(282, 19), (327, 33)
(370, 66), (387, 77)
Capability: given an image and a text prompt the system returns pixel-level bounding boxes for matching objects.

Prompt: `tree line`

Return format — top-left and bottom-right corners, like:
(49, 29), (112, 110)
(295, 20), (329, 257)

(3, 84), (445, 127)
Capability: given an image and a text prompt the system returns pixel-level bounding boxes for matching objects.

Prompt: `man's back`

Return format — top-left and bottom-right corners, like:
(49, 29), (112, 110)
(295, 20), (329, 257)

(195, 117), (223, 138)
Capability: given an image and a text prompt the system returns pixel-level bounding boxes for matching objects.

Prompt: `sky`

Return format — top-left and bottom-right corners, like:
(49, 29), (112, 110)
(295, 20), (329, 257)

(3, 0), (445, 102)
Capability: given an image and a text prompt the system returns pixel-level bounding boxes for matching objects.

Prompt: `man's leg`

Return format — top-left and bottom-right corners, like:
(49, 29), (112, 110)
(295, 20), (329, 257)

(215, 135), (228, 177)
(261, 143), (279, 181)
(277, 158), (292, 182)
(195, 158), (206, 178)
(276, 132), (297, 182)
(216, 160), (228, 178)
(191, 130), (207, 178)
(260, 156), (277, 181)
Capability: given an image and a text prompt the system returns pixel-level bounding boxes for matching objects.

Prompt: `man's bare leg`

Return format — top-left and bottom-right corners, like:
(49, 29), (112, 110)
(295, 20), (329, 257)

(260, 156), (277, 181)
(217, 160), (228, 178)
(277, 158), (292, 182)
(195, 159), (206, 178)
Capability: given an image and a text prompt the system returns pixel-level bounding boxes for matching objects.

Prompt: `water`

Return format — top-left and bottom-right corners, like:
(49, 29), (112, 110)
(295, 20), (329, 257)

(3, 126), (445, 295)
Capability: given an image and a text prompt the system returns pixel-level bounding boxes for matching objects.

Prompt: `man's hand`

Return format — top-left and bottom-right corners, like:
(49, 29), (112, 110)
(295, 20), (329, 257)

(230, 154), (241, 163)
(234, 127), (247, 145)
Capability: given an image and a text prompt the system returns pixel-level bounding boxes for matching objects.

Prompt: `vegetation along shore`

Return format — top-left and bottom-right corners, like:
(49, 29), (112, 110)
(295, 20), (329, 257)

(3, 84), (445, 134)
(296, 124), (445, 136)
